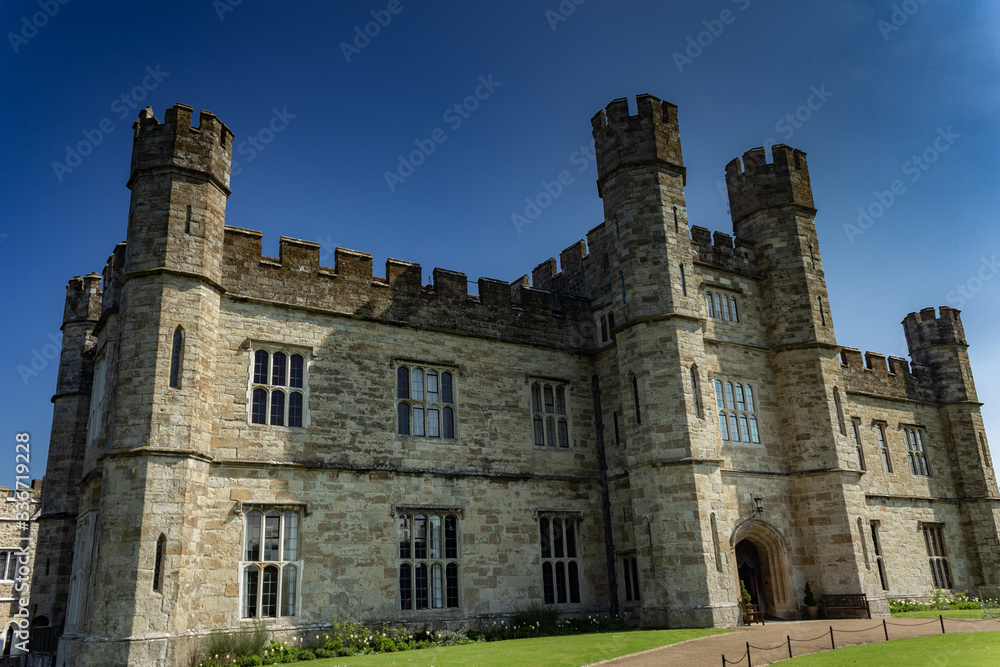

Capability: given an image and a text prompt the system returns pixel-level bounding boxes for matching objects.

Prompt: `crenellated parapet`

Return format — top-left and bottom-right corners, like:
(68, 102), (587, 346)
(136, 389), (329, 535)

(591, 94), (684, 196)
(128, 103), (234, 193)
(839, 346), (936, 403)
(903, 306), (967, 351)
(63, 273), (103, 326)
(222, 227), (595, 350)
(690, 226), (757, 276)
(725, 144), (814, 226)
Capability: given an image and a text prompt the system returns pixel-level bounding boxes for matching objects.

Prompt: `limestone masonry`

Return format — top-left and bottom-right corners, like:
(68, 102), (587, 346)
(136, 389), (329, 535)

(31, 95), (1000, 666)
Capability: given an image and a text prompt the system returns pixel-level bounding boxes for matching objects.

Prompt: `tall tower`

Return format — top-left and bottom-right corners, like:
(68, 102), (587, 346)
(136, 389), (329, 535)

(58, 104), (233, 666)
(31, 274), (102, 630)
(726, 145), (869, 604)
(592, 95), (730, 627)
(904, 307), (1000, 583)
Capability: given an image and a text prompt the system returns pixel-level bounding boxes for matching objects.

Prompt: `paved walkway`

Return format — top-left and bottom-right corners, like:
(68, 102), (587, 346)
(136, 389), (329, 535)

(592, 617), (1000, 666)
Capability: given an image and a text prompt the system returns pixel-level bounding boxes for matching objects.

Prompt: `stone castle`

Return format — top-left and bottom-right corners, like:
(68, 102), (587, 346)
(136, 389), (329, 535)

(31, 94), (1000, 666)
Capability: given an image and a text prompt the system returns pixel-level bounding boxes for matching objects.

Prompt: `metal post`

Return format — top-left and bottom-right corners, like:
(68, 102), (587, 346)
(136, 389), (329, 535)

(787, 635), (792, 659)
(829, 626), (835, 650)
(721, 654), (727, 667)
(883, 618), (888, 641)
(940, 614), (945, 634)
(746, 642), (752, 667)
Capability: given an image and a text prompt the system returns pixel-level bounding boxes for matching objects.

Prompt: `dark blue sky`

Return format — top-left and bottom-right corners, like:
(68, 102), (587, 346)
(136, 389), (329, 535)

(3, 0), (999, 486)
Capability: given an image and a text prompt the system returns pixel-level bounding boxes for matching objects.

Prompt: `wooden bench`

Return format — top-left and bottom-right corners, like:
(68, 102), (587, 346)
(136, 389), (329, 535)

(822, 593), (871, 619)
(978, 586), (1000, 620)
(740, 601), (765, 625)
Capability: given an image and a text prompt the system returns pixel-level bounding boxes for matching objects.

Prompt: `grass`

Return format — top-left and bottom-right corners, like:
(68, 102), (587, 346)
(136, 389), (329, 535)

(892, 609), (994, 619)
(299, 628), (728, 667)
(770, 632), (1000, 665)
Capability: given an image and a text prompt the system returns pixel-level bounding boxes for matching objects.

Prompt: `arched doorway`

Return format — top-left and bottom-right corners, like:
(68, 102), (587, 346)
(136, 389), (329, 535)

(736, 540), (766, 613)
(2, 625), (12, 656)
(730, 518), (795, 619)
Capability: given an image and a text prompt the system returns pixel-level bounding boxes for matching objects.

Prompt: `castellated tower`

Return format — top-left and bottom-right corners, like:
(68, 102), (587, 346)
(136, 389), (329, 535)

(31, 275), (102, 630)
(57, 104), (233, 666)
(904, 308), (1000, 583)
(726, 146), (869, 612)
(591, 96), (730, 627)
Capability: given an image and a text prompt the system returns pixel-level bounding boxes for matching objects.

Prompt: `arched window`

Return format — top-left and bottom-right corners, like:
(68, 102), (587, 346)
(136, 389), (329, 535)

(250, 348), (307, 427)
(833, 388), (846, 434)
(153, 534), (165, 592)
(398, 510), (461, 611)
(852, 419), (866, 471)
(242, 510), (301, 619)
(397, 365), (457, 438)
(717, 378), (760, 443)
(169, 327), (183, 389)
(705, 292), (715, 318)
(538, 514), (581, 605)
(690, 366), (701, 418)
(730, 297), (739, 323)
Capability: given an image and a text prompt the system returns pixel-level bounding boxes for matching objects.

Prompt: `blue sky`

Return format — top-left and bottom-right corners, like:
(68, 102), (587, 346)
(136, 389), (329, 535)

(2, 0), (999, 486)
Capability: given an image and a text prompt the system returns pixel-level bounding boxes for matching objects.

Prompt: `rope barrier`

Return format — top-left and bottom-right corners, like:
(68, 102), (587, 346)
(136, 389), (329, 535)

(885, 618), (942, 627)
(831, 623), (884, 633)
(721, 645), (751, 666)
(746, 642), (787, 651)
(788, 632), (831, 642)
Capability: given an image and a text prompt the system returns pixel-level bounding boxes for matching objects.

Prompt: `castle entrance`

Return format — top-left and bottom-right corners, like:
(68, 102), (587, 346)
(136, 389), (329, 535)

(730, 519), (795, 619)
(736, 540), (767, 613)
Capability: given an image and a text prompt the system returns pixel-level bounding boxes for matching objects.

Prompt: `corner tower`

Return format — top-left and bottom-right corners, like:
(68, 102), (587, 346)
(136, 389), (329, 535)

(591, 94), (699, 319)
(592, 96), (730, 628)
(58, 104), (233, 666)
(904, 307), (1000, 584)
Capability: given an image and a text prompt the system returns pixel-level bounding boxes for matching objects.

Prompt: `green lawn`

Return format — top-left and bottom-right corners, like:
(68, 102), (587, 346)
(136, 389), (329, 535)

(303, 629), (728, 667)
(892, 609), (995, 619)
(770, 632), (1000, 665)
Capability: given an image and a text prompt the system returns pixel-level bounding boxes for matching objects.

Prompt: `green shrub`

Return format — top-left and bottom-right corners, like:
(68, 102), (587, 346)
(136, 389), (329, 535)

(200, 620), (269, 665)
(299, 649), (316, 660)
(511, 602), (561, 635)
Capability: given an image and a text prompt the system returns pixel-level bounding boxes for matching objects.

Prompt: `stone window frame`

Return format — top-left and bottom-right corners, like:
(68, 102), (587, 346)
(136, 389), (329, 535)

(714, 378), (760, 444)
(248, 341), (311, 429)
(598, 309), (617, 345)
(873, 421), (892, 473)
(239, 504), (305, 620)
(902, 425), (931, 477)
(168, 325), (184, 389)
(619, 551), (641, 604)
(870, 520), (889, 591)
(921, 522), (953, 589)
(529, 376), (572, 448)
(393, 505), (463, 612)
(704, 289), (740, 323)
(535, 509), (583, 606)
(0, 551), (18, 582)
(396, 360), (458, 439)
(851, 418), (867, 471)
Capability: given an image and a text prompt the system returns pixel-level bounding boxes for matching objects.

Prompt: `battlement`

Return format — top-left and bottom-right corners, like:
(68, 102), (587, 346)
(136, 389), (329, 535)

(725, 144), (814, 225)
(221, 227), (594, 350)
(689, 226), (757, 275)
(903, 306), (967, 351)
(839, 346), (936, 402)
(128, 103), (234, 192)
(64, 272), (103, 325)
(591, 94), (684, 195)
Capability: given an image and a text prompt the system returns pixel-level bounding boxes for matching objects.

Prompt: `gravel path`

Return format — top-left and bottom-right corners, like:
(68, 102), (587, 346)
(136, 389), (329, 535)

(589, 617), (1000, 666)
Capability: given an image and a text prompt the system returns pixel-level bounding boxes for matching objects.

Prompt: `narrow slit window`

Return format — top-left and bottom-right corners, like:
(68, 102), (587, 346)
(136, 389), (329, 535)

(632, 374), (641, 425)
(169, 327), (183, 389)
(153, 535), (165, 592)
